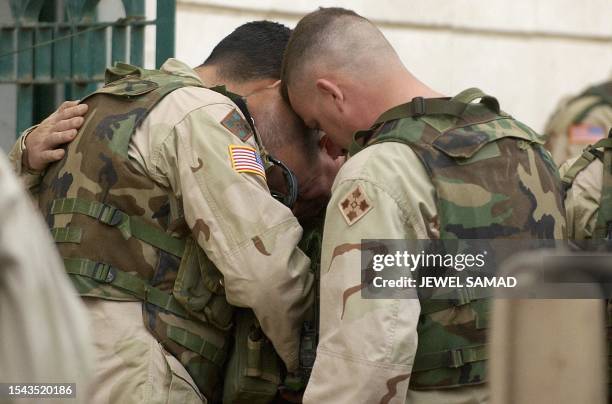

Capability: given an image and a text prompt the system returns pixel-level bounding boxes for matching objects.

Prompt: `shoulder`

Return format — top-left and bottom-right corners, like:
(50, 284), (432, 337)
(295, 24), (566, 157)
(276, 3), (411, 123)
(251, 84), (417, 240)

(149, 86), (242, 127)
(334, 142), (437, 230)
(144, 86), (256, 151)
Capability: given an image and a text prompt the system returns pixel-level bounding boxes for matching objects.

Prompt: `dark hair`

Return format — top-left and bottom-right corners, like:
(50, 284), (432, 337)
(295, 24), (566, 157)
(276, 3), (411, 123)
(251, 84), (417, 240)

(280, 7), (363, 101)
(201, 21), (291, 83)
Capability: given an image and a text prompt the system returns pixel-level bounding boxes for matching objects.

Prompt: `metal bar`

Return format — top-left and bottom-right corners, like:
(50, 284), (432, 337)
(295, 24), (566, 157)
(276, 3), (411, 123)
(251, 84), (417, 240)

(0, 78), (101, 84)
(91, 26), (106, 80)
(0, 28), (15, 80)
(71, 24), (91, 99)
(0, 20), (157, 29)
(111, 24), (126, 65)
(124, 0), (145, 66)
(155, 0), (175, 68)
(53, 25), (71, 81)
(16, 25), (34, 136)
(34, 26), (53, 80)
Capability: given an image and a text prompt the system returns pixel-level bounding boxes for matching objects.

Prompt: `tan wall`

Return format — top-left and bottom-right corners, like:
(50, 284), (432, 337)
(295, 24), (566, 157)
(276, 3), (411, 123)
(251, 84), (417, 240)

(161, 0), (612, 133)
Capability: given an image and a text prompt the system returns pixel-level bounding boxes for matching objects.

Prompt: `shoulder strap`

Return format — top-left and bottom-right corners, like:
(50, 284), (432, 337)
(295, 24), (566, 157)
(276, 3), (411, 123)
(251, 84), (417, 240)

(594, 128), (612, 239)
(560, 137), (612, 188)
(374, 88), (500, 124)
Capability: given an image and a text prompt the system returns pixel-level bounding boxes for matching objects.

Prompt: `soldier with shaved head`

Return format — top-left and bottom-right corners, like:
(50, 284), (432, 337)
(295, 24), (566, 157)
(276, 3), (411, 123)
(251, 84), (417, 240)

(281, 7), (566, 404)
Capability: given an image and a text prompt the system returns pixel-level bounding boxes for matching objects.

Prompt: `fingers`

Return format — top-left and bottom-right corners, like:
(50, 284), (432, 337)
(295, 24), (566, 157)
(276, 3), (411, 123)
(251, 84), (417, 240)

(53, 116), (84, 133)
(57, 100), (80, 112)
(39, 148), (65, 164)
(57, 103), (88, 121)
(44, 129), (77, 148)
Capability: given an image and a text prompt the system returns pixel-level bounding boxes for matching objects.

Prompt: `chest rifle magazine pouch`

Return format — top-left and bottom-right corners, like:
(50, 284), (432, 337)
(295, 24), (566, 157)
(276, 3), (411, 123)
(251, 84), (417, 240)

(223, 309), (282, 403)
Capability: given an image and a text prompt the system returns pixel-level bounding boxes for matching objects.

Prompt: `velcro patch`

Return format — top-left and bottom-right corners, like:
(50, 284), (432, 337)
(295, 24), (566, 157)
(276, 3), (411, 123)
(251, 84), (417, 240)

(338, 185), (373, 226)
(221, 109), (253, 141)
(569, 124), (605, 145)
(229, 145), (266, 179)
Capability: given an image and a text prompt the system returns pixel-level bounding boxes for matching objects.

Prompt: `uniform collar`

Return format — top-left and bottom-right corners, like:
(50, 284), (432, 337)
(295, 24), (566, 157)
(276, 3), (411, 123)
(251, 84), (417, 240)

(159, 58), (205, 85)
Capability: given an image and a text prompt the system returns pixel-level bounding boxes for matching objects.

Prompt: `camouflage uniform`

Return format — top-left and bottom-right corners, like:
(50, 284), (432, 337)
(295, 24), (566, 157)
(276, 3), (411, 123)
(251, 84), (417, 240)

(544, 80), (612, 165)
(303, 89), (565, 404)
(0, 151), (93, 404)
(560, 130), (612, 398)
(8, 59), (313, 404)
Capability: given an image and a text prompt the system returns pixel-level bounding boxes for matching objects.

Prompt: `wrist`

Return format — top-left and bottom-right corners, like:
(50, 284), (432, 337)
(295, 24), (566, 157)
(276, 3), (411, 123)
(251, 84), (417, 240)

(20, 126), (42, 175)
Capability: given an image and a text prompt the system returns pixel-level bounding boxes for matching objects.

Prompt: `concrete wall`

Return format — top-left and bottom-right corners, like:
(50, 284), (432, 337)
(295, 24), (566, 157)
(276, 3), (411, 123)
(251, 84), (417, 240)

(167, 0), (612, 133)
(1, 0), (610, 153)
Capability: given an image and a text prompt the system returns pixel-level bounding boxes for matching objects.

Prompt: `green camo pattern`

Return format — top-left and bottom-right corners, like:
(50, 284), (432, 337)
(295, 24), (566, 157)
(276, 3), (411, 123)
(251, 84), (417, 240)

(352, 89), (566, 390)
(36, 63), (234, 401)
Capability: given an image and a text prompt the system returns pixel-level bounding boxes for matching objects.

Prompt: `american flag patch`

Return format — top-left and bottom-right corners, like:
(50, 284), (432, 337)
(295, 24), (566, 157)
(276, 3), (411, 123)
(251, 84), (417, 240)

(229, 145), (266, 179)
(569, 124), (605, 144)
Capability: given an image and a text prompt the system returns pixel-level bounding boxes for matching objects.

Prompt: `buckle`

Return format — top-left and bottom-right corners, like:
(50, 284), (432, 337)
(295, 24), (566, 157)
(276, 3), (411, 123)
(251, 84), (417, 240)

(448, 348), (464, 368)
(97, 204), (123, 226)
(411, 97), (426, 117)
(455, 288), (476, 306)
(93, 262), (116, 283)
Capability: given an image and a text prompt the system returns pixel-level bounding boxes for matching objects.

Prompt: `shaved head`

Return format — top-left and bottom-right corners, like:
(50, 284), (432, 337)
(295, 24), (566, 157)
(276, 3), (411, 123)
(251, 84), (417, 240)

(280, 7), (401, 101)
(279, 7), (440, 148)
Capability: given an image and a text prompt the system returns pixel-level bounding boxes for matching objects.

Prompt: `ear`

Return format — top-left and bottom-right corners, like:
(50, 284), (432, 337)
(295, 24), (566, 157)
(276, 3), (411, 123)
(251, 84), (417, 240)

(316, 79), (344, 109)
(319, 133), (345, 159)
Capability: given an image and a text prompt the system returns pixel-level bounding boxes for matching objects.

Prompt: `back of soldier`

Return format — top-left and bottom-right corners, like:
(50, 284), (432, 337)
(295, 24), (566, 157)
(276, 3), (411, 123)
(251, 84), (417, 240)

(544, 80), (612, 165)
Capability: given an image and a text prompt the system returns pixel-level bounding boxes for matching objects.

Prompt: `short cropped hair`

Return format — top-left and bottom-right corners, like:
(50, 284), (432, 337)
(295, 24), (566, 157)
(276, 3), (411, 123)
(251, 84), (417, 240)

(201, 21), (291, 82)
(280, 7), (364, 101)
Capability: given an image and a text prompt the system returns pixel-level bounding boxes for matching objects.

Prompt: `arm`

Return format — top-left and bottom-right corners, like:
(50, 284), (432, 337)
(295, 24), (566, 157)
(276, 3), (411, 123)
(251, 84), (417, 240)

(304, 144), (437, 404)
(0, 151), (93, 396)
(155, 103), (313, 371)
(559, 156), (602, 239)
(7, 101), (87, 190)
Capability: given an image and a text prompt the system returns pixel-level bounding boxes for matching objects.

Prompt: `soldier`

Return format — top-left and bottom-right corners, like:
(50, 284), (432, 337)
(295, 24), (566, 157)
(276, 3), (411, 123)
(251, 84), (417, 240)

(6, 21), (336, 404)
(280, 7), (566, 404)
(0, 150), (93, 404)
(544, 79), (612, 165)
(560, 126), (612, 399)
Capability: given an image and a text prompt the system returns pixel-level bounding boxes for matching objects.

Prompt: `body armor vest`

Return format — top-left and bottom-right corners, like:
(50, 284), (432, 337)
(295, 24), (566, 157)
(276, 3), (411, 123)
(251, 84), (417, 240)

(561, 127), (612, 398)
(350, 88), (566, 390)
(37, 63), (238, 401)
(569, 80), (612, 125)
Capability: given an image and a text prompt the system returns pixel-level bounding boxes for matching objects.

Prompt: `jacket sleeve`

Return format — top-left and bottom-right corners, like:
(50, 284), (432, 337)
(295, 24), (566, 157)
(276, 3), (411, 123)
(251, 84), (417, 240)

(154, 102), (313, 371)
(7, 126), (45, 191)
(303, 143), (437, 404)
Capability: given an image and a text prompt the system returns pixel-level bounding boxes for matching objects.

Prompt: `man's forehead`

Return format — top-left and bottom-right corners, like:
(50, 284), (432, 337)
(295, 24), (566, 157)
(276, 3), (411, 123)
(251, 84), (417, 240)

(286, 87), (314, 126)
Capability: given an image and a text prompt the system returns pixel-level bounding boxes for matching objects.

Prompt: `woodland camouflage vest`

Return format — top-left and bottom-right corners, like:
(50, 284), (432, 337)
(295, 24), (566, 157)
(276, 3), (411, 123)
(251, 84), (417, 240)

(349, 88), (566, 390)
(37, 63), (237, 401)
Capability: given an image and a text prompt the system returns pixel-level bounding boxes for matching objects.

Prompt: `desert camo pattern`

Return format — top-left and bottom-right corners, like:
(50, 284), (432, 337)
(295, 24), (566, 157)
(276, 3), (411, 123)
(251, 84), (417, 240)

(0, 151), (93, 404)
(560, 156), (602, 240)
(9, 59), (313, 403)
(304, 91), (565, 404)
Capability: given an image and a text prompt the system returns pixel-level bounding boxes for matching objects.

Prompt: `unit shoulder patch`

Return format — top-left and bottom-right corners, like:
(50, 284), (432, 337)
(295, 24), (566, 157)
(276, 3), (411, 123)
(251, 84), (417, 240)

(221, 108), (253, 141)
(229, 145), (266, 179)
(338, 184), (373, 226)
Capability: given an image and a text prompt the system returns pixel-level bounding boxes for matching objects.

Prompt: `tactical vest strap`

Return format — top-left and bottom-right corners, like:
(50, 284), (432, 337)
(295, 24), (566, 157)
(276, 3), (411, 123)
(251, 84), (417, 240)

(50, 227), (83, 243)
(412, 344), (488, 373)
(51, 198), (186, 257)
(167, 325), (226, 367)
(419, 288), (491, 315)
(64, 257), (190, 318)
(594, 131), (612, 239)
(374, 88), (500, 125)
(560, 143), (606, 189)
